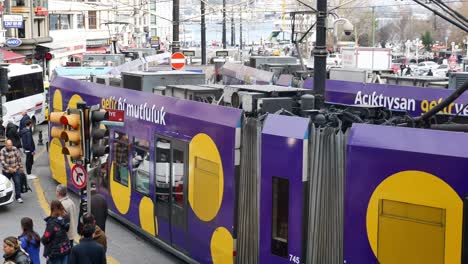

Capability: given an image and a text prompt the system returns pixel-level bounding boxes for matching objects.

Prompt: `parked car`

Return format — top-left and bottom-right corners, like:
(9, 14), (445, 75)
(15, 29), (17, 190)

(327, 53), (342, 66)
(0, 174), (14, 206)
(416, 61), (439, 75)
(433, 64), (449, 77)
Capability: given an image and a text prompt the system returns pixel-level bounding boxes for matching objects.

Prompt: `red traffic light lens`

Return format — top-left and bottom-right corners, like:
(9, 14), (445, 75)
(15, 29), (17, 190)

(45, 53), (53, 60)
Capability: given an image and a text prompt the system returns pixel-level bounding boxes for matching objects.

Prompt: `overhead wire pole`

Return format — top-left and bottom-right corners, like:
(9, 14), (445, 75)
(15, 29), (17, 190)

(231, 7), (235, 46)
(201, 0), (207, 64)
(172, 0), (180, 52)
(223, 0), (227, 49)
(313, 0), (327, 109)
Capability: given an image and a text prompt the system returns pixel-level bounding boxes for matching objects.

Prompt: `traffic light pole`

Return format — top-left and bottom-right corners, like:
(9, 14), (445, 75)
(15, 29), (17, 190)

(76, 102), (92, 217)
(313, 0), (327, 109)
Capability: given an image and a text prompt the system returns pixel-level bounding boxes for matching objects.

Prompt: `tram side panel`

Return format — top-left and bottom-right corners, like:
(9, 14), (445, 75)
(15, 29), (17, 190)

(260, 114), (309, 264)
(49, 77), (243, 264)
(344, 124), (468, 264)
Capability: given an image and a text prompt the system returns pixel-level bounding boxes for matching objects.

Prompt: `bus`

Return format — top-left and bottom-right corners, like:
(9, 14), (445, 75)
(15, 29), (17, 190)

(2, 64), (46, 133)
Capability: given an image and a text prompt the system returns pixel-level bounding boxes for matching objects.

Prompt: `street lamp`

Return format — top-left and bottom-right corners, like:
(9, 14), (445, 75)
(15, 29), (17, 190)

(332, 18), (354, 52)
(463, 38), (468, 57)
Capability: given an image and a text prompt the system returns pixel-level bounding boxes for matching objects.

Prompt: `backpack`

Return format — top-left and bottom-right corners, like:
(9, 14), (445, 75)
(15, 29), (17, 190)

(20, 172), (32, 193)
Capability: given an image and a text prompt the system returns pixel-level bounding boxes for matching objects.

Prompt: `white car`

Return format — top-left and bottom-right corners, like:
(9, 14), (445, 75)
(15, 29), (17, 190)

(0, 174), (14, 206)
(433, 64), (449, 77)
(416, 61), (439, 75)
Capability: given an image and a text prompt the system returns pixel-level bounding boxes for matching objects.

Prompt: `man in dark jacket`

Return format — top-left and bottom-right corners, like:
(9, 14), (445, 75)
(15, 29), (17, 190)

(19, 111), (30, 131)
(20, 120), (35, 175)
(69, 224), (106, 264)
(90, 182), (108, 232)
(82, 213), (107, 252)
(5, 118), (22, 149)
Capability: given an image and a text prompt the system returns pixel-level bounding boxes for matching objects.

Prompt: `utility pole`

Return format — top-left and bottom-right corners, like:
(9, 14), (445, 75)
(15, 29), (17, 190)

(239, 7), (243, 50)
(172, 0), (180, 53)
(4, 0), (10, 38)
(313, 0), (327, 109)
(222, 0), (226, 49)
(201, 0), (206, 64)
(231, 8), (235, 46)
(371, 6), (375, 47)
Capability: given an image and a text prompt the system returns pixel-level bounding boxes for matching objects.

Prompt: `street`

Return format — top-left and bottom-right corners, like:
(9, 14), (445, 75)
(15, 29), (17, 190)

(0, 124), (183, 264)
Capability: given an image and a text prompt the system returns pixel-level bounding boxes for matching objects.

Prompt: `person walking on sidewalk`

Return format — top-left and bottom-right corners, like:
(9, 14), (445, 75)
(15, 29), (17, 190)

(90, 182), (108, 232)
(0, 139), (24, 203)
(20, 120), (35, 176)
(2, 236), (31, 264)
(56, 184), (77, 248)
(41, 200), (71, 264)
(5, 118), (22, 150)
(69, 224), (106, 264)
(18, 217), (40, 264)
(19, 111), (30, 132)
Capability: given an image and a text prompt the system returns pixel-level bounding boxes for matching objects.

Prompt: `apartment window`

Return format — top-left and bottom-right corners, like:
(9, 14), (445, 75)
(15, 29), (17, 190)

(88, 11), (97, 29)
(150, 1), (156, 11)
(18, 22), (26, 38)
(12, 0), (28, 7)
(49, 14), (72, 30)
(77, 14), (85, 29)
(151, 28), (157, 37)
(150, 15), (157, 24)
(34, 19), (45, 38)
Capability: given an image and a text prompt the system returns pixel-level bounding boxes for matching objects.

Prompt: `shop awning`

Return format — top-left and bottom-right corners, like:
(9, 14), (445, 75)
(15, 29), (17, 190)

(86, 47), (109, 54)
(0, 49), (25, 63)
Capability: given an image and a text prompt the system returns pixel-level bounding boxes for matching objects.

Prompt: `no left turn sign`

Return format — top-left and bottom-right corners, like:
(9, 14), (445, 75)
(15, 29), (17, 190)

(71, 164), (87, 189)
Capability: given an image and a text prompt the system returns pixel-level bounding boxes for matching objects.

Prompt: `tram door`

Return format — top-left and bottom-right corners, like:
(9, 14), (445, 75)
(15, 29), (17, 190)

(154, 136), (189, 252)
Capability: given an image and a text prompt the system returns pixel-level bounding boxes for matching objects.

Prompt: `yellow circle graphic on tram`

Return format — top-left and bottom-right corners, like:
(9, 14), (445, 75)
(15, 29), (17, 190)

(110, 162), (132, 215)
(50, 90), (67, 185)
(49, 138), (67, 185)
(139, 196), (157, 236)
(210, 227), (233, 264)
(52, 89), (63, 112)
(366, 170), (462, 264)
(67, 94), (84, 109)
(188, 133), (224, 222)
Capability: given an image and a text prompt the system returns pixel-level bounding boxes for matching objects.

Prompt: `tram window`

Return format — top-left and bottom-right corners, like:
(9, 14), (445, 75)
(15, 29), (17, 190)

(155, 138), (171, 206)
(113, 132), (129, 186)
(271, 177), (289, 258)
(172, 149), (185, 207)
(133, 137), (150, 195)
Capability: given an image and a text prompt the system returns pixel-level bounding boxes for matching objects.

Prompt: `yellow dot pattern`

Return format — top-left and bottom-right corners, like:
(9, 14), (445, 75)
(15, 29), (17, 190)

(210, 227), (233, 264)
(110, 162), (131, 215)
(139, 196), (157, 236)
(188, 133), (224, 222)
(366, 170), (462, 264)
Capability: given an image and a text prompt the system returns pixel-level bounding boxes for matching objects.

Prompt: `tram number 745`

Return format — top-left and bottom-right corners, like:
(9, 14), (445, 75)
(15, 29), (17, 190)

(289, 254), (300, 264)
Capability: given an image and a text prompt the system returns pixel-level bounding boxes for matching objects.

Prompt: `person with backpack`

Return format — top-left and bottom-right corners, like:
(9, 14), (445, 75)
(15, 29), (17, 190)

(20, 120), (35, 176)
(5, 118), (22, 150)
(2, 236), (31, 264)
(18, 217), (40, 264)
(41, 200), (71, 264)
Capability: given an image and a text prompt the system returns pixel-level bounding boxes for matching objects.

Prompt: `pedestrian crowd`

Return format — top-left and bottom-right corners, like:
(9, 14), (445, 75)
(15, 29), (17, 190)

(2, 184), (108, 264)
(1, 112), (109, 264)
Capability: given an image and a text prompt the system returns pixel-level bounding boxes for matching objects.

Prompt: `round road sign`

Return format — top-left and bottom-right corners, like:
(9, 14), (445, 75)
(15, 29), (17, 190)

(71, 164), (87, 189)
(171, 52), (186, 70)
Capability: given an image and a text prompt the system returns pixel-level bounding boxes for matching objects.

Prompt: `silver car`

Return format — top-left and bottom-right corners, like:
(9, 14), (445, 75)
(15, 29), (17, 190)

(0, 175), (15, 206)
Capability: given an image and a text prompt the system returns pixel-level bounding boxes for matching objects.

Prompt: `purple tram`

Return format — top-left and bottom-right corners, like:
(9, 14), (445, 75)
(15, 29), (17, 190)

(49, 76), (468, 264)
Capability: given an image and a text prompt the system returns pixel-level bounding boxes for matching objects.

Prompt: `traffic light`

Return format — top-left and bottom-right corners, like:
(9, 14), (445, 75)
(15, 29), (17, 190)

(49, 109), (85, 161)
(89, 108), (109, 163)
(61, 111), (85, 160)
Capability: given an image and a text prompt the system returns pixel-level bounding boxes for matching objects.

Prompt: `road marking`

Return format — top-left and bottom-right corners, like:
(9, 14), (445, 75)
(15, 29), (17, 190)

(33, 147), (47, 161)
(32, 152), (121, 264)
